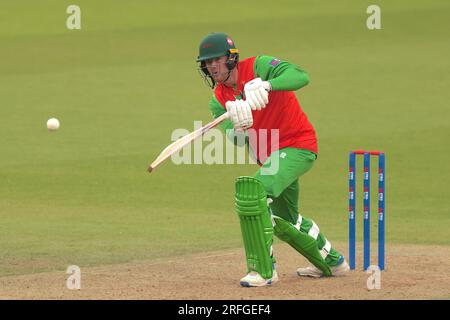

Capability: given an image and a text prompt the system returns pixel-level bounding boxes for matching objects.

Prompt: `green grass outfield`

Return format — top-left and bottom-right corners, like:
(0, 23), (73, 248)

(0, 0), (449, 276)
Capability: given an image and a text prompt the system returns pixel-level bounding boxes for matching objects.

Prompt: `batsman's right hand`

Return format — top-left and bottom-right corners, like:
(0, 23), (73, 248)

(226, 99), (253, 130)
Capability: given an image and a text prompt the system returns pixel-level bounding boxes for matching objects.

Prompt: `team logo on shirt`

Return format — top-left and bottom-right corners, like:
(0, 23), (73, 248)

(270, 58), (281, 66)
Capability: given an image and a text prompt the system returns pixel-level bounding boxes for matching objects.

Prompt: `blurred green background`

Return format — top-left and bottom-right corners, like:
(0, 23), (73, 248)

(0, 0), (449, 276)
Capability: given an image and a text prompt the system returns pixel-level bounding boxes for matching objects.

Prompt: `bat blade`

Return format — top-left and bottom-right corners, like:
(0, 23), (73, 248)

(148, 112), (228, 173)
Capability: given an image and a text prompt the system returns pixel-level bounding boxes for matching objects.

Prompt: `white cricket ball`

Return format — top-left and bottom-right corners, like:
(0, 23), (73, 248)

(47, 118), (60, 131)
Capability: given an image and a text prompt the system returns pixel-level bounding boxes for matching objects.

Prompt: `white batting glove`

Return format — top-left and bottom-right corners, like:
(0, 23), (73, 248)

(244, 78), (271, 111)
(225, 100), (253, 130)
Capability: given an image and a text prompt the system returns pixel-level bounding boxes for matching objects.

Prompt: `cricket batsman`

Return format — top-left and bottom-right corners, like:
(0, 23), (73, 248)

(197, 32), (349, 287)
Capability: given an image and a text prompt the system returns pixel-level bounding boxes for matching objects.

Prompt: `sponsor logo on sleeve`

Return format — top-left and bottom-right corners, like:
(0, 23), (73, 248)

(269, 58), (281, 66)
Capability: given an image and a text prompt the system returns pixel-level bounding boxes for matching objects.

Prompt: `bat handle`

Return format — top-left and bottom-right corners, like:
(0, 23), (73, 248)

(217, 112), (229, 122)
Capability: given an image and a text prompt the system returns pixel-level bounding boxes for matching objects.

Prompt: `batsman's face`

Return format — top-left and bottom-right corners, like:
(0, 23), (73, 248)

(205, 55), (229, 83)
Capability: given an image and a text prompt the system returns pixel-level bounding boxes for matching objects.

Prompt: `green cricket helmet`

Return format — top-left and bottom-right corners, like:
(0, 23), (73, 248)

(197, 32), (239, 88)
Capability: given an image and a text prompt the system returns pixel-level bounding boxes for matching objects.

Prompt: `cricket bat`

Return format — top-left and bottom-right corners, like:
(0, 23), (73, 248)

(148, 112), (229, 173)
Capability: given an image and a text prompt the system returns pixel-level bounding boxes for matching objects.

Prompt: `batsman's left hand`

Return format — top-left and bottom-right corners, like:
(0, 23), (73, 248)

(244, 77), (271, 111)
